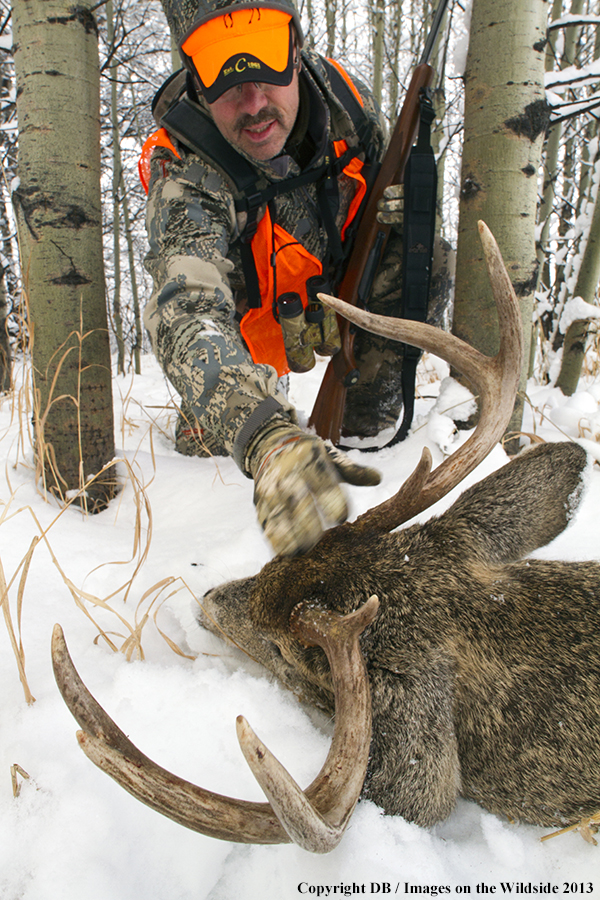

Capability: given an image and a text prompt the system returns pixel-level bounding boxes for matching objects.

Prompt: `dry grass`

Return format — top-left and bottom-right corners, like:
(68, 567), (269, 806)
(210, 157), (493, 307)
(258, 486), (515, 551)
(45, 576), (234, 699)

(27, 301), (118, 513)
(522, 388), (600, 446)
(10, 764), (30, 799)
(0, 456), (198, 705)
(0, 537), (36, 705)
(542, 810), (600, 846)
(0, 329), (200, 703)
(582, 323), (600, 380)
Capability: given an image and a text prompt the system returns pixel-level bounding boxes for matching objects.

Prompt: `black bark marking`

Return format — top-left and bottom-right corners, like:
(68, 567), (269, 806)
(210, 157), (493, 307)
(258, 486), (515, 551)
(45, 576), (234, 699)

(13, 187), (95, 232)
(47, 6), (98, 36)
(63, 206), (92, 229)
(461, 175), (482, 200)
(51, 269), (92, 286)
(49, 240), (92, 286)
(504, 99), (551, 142)
(512, 262), (539, 297)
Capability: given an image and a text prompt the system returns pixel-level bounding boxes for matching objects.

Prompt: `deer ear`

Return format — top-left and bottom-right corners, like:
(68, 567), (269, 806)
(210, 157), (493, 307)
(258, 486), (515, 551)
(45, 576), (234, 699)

(438, 442), (589, 565)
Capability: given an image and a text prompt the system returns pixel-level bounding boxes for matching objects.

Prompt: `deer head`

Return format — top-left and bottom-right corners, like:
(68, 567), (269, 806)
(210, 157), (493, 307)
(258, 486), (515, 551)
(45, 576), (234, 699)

(53, 223), (600, 852)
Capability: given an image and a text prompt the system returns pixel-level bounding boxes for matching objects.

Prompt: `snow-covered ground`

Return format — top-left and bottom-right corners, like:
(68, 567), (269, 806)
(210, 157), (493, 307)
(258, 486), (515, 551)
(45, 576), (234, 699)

(1, 353), (599, 900)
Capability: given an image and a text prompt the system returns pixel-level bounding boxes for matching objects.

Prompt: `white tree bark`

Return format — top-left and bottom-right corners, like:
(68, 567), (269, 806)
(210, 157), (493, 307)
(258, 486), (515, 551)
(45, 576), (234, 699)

(452, 0), (549, 443)
(12, 0), (116, 509)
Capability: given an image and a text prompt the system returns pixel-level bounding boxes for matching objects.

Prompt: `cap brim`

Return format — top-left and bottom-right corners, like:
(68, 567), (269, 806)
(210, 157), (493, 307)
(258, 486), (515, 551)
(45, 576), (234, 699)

(182, 9), (294, 103)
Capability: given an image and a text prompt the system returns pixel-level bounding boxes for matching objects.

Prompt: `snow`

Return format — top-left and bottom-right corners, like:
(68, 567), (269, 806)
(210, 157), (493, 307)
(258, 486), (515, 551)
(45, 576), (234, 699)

(448, 15), (471, 80)
(546, 58), (600, 90)
(549, 14), (600, 29)
(1, 353), (599, 900)
(559, 296), (600, 333)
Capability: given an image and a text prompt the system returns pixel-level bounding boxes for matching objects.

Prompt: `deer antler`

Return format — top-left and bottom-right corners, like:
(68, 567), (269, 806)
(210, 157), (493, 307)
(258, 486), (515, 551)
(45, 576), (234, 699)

(51, 594), (378, 854)
(319, 221), (523, 533)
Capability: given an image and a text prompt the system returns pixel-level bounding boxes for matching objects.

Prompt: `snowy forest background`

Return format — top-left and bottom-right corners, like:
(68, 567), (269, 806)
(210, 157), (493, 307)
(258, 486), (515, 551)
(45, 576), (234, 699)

(1, 0), (600, 897)
(4, 0), (600, 387)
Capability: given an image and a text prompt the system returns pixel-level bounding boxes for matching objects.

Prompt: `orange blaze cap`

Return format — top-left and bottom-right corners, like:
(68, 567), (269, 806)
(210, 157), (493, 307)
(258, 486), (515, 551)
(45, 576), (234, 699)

(182, 8), (294, 103)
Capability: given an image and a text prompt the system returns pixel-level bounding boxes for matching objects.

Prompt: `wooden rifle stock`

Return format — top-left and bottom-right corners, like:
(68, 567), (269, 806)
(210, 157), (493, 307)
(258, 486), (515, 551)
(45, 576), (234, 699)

(308, 62), (435, 444)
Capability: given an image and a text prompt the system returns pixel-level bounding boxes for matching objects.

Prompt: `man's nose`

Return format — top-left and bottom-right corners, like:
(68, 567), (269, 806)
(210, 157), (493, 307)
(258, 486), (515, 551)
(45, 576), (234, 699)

(238, 82), (269, 116)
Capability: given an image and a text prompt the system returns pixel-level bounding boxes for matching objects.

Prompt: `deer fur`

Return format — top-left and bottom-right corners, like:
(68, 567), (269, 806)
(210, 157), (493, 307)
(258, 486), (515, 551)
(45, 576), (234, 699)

(199, 440), (600, 829)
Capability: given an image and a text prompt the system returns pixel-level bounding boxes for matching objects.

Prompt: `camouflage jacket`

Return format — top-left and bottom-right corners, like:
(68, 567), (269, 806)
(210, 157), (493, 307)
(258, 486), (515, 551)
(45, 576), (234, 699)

(143, 49), (386, 471)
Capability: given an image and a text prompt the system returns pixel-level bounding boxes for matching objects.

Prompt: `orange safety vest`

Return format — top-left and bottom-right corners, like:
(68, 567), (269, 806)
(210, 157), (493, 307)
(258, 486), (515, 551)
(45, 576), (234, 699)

(139, 61), (369, 376)
(239, 144), (366, 376)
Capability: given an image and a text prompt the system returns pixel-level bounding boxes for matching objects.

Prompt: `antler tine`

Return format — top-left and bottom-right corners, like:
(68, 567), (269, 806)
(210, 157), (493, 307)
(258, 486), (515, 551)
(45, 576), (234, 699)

(238, 595), (379, 852)
(236, 715), (345, 853)
(320, 221), (523, 533)
(51, 597), (378, 853)
(52, 624), (287, 845)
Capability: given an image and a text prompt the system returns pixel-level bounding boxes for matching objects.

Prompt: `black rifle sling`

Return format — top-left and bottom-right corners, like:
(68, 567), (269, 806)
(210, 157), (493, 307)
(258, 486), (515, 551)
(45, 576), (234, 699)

(379, 89), (437, 449)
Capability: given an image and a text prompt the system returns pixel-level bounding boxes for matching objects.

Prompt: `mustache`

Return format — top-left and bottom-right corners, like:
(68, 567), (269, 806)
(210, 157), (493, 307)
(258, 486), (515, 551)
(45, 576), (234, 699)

(235, 107), (282, 132)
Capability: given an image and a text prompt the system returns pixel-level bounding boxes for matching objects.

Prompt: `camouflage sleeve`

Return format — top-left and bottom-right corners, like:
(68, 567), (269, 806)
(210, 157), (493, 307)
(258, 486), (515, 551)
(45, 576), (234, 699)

(142, 147), (295, 468)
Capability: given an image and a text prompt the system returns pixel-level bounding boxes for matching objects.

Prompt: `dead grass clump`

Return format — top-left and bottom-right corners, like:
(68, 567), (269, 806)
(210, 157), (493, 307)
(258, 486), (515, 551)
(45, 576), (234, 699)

(29, 310), (118, 515)
(0, 353), (201, 701)
(542, 810), (600, 846)
(0, 463), (198, 703)
(0, 540), (37, 705)
(10, 764), (30, 798)
(581, 323), (599, 380)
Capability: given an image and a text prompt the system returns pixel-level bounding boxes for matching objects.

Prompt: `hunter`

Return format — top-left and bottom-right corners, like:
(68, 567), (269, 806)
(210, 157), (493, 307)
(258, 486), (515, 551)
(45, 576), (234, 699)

(141, 0), (429, 556)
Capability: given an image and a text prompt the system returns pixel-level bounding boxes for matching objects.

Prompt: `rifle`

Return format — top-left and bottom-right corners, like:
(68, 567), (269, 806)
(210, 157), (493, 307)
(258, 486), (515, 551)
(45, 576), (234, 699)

(308, 2), (448, 444)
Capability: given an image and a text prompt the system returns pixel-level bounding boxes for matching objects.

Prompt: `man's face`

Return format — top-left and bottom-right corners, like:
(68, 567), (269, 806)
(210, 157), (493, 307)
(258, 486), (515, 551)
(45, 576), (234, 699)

(207, 71), (300, 161)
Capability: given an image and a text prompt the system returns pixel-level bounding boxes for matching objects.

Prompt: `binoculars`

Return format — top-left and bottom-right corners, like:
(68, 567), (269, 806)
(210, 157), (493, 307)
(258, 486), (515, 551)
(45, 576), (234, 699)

(277, 275), (342, 373)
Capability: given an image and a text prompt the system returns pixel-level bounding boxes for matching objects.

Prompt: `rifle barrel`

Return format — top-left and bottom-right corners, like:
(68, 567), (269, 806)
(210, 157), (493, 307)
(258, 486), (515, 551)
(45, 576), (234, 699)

(419, 0), (451, 66)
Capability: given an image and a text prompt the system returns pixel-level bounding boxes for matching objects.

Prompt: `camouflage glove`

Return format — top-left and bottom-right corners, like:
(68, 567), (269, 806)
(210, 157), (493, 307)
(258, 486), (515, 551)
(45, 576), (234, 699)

(376, 183), (404, 231)
(247, 421), (381, 557)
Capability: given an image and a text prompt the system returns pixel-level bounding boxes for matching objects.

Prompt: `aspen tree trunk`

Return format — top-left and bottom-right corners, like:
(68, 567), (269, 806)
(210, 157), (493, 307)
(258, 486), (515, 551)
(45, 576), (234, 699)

(339, 0), (347, 57)
(371, 0), (385, 109)
(305, 0), (314, 49)
(554, 0), (583, 288)
(1, 14), (15, 394)
(536, 0), (585, 380)
(452, 0), (548, 448)
(325, 0), (336, 57)
(536, 0), (563, 281)
(553, 7), (600, 395)
(107, 0), (125, 376)
(121, 176), (143, 374)
(575, 6), (600, 224)
(12, 0), (116, 511)
(555, 182), (600, 394)
(123, 72), (144, 373)
(0, 265), (10, 392)
(387, 0), (403, 120)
